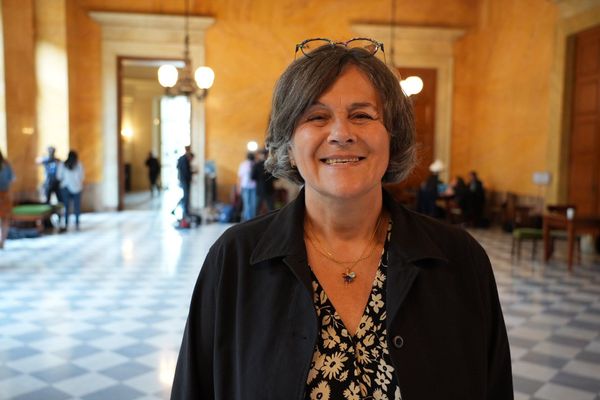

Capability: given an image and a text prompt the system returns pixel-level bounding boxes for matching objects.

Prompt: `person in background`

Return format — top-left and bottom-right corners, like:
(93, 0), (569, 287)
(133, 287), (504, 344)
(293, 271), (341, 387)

(145, 152), (161, 196)
(237, 151), (257, 221)
(467, 170), (486, 226)
(251, 148), (276, 215)
(171, 38), (511, 399)
(57, 150), (84, 232)
(36, 146), (62, 204)
(417, 172), (440, 217)
(445, 175), (468, 216)
(417, 160), (445, 218)
(0, 150), (15, 249)
(176, 146), (194, 220)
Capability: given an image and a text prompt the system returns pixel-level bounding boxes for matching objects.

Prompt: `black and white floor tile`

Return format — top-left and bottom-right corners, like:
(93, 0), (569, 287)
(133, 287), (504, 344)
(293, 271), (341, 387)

(1, 198), (599, 399)
(474, 229), (600, 400)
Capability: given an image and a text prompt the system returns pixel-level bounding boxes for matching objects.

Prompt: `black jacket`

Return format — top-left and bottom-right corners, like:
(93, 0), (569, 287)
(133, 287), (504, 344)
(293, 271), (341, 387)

(171, 189), (513, 399)
(177, 154), (192, 186)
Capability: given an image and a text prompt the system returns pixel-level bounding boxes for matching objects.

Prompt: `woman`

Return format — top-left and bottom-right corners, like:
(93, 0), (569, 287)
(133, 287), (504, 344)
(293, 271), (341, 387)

(57, 150), (84, 231)
(0, 150), (15, 248)
(172, 39), (512, 399)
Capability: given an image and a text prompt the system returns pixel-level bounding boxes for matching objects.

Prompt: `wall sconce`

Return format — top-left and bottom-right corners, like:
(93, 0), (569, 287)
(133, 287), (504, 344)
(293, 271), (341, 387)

(121, 128), (133, 141)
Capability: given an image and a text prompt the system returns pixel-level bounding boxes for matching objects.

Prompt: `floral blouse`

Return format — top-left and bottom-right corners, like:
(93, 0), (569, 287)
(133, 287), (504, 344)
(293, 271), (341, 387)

(305, 224), (402, 400)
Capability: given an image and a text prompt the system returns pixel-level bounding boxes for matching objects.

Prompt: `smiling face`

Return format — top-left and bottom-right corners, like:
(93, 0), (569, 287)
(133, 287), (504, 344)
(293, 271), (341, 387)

(289, 65), (390, 203)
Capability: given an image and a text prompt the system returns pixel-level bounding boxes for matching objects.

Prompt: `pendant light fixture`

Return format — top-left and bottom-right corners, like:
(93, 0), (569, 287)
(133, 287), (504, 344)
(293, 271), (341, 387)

(389, 0), (423, 97)
(157, 0), (214, 101)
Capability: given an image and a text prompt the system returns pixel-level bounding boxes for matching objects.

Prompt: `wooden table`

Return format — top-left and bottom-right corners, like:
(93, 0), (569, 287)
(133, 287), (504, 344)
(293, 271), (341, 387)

(543, 213), (600, 271)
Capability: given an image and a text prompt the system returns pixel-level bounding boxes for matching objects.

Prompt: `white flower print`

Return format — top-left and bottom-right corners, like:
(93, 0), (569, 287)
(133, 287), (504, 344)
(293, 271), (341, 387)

(343, 382), (360, 400)
(355, 316), (374, 339)
(379, 334), (388, 351)
(374, 269), (385, 288)
(394, 386), (402, 400)
(312, 281), (319, 303)
(322, 325), (340, 349)
(307, 367), (318, 385)
(363, 333), (375, 347)
(338, 370), (349, 382)
(359, 382), (368, 397)
(310, 381), (330, 400)
(373, 388), (389, 400)
(369, 293), (384, 313)
(320, 290), (327, 304)
(307, 349), (323, 384)
(306, 221), (401, 399)
(378, 358), (394, 379)
(321, 352), (348, 379)
(355, 343), (371, 365)
(371, 347), (380, 358)
(374, 371), (390, 391)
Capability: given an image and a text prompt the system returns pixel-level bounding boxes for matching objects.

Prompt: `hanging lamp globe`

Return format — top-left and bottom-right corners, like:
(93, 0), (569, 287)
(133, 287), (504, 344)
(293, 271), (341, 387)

(157, 0), (214, 101)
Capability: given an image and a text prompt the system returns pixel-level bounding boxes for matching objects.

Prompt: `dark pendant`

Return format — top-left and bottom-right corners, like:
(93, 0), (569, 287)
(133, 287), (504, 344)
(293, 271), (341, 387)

(343, 271), (356, 284)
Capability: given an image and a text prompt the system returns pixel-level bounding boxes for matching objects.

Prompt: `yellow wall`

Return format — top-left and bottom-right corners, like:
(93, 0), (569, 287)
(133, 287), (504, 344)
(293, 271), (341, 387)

(452, 0), (558, 196)
(78, 0), (478, 202)
(0, 3), (6, 155)
(3, 0), (588, 205)
(2, 0), (38, 199)
(66, 0), (102, 192)
(35, 0), (70, 163)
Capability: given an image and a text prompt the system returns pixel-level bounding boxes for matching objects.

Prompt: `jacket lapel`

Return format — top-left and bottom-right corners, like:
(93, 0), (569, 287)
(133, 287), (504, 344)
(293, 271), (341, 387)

(383, 191), (449, 322)
(250, 189), (312, 293)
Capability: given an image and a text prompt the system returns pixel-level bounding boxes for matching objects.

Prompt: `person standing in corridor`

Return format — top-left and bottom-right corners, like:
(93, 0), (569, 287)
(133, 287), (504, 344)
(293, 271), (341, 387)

(57, 150), (84, 231)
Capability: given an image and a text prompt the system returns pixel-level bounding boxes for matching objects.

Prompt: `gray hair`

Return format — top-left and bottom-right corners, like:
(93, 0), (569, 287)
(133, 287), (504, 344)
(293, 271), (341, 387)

(265, 44), (416, 185)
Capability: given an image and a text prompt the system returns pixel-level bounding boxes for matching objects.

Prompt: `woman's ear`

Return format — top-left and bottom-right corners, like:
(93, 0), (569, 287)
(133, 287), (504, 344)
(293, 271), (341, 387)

(288, 145), (296, 168)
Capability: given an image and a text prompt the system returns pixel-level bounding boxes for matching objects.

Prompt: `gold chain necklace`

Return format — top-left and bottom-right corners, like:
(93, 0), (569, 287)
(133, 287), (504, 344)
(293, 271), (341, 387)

(305, 213), (384, 284)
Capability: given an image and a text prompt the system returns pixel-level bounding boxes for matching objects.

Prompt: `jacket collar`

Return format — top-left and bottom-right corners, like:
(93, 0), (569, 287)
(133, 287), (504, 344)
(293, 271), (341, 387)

(250, 189), (308, 266)
(382, 189), (449, 265)
(250, 188), (449, 266)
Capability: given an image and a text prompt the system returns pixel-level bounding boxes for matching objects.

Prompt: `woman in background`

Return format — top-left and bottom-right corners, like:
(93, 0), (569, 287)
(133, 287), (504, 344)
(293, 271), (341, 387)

(57, 150), (84, 231)
(0, 150), (15, 248)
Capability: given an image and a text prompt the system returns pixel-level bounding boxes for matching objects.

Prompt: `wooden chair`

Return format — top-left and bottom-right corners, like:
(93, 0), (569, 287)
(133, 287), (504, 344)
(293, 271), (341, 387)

(505, 192), (542, 260)
(512, 227), (543, 260)
(546, 204), (582, 264)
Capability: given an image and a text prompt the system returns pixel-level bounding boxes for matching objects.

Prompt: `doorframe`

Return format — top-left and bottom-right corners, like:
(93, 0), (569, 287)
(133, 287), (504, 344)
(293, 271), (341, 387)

(546, 3), (600, 204)
(89, 12), (214, 210)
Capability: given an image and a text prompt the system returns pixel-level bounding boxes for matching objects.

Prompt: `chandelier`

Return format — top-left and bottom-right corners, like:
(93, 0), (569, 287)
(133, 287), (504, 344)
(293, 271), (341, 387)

(157, 0), (214, 101)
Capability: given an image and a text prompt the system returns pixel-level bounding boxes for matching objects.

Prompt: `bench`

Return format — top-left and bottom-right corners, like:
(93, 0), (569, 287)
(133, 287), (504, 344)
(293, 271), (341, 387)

(11, 204), (56, 232)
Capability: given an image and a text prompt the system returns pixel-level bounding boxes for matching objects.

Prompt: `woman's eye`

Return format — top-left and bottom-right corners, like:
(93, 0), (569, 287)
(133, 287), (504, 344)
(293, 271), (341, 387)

(306, 114), (327, 122)
(353, 113), (375, 120)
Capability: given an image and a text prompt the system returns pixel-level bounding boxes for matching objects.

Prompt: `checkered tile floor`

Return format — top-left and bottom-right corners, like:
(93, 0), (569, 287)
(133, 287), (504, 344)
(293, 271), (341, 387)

(1, 204), (599, 399)
(475, 229), (600, 400)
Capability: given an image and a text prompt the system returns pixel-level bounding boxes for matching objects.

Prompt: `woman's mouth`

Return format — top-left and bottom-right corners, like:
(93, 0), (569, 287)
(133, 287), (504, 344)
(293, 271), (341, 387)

(321, 156), (364, 165)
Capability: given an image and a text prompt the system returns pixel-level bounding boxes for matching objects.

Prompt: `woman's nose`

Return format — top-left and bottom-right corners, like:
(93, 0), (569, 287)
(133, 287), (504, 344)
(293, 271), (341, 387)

(327, 118), (356, 145)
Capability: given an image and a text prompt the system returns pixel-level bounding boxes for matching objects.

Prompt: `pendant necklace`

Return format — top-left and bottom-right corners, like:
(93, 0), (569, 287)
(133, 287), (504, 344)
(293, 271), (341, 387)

(305, 213), (383, 284)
